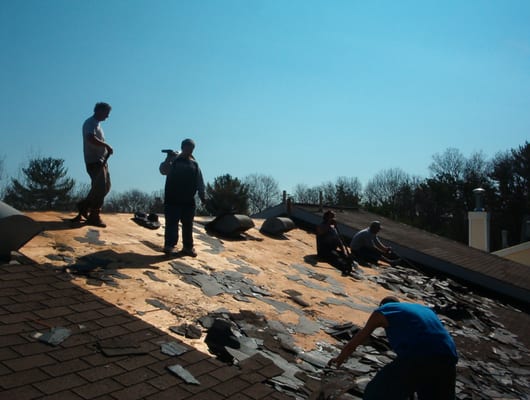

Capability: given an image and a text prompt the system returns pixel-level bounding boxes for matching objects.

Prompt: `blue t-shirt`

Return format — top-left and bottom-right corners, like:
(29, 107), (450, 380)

(376, 302), (458, 363)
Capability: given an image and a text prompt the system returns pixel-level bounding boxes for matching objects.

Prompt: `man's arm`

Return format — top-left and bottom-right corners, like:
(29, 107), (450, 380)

(316, 223), (328, 235)
(196, 167), (206, 203)
(373, 236), (390, 253)
(329, 311), (388, 367)
(87, 134), (113, 154)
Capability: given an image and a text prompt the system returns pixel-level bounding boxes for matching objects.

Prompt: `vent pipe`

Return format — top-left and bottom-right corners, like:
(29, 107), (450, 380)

(473, 188), (486, 211)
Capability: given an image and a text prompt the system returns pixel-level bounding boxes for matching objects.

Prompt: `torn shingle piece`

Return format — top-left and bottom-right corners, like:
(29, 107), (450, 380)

(160, 341), (189, 356)
(33, 327), (71, 346)
(146, 298), (171, 311)
(167, 364), (200, 385)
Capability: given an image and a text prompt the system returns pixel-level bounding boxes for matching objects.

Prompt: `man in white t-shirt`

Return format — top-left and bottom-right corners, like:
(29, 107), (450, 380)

(76, 102), (113, 227)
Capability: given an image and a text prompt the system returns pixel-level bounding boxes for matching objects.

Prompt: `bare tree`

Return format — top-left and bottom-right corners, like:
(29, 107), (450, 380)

(293, 177), (362, 207)
(363, 168), (411, 208)
(429, 147), (465, 183)
(243, 173), (281, 214)
(105, 189), (154, 213)
(293, 184), (320, 204)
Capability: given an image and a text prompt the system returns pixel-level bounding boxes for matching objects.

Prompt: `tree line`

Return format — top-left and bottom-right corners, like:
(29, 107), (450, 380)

(1, 141), (528, 251)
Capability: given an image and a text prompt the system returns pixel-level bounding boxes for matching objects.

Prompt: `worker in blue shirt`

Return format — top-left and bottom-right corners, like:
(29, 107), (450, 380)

(329, 296), (458, 399)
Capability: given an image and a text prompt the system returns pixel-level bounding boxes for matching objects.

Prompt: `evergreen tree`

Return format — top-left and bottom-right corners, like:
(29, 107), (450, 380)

(3, 157), (75, 210)
(205, 174), (249, 215)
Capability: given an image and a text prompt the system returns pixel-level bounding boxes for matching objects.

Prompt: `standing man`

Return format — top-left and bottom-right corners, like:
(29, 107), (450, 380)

(77, 102), (113, 227)
(329, 296), (458, 400)
(159, 138), (206, 257)
(350, 221), (400, 266)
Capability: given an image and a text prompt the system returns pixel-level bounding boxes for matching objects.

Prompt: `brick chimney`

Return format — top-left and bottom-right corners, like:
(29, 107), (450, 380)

(468, 188), (490, 252)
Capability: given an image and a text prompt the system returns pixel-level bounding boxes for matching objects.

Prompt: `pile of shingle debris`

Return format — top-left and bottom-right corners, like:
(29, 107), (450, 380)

(167, 259), (530, 400)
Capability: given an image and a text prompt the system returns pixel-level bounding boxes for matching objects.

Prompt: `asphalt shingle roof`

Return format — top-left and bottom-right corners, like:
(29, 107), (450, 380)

(0, 259), (292, 400)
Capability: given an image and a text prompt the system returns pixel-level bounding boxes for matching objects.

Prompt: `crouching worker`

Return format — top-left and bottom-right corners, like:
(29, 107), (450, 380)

(328, 296), (458, 400)
(350, 221), (401, 266)
(316, 211), (356, 276)
(159, 138), (206, 257)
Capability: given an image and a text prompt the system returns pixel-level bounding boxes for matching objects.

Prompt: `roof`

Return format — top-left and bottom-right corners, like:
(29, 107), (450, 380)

(2, 211), (529, 399)
(492, 241), (530, 267)
(256, 203), (530, 307)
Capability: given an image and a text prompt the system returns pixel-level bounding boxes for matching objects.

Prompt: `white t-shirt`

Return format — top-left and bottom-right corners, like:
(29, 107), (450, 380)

(82, 116), (108, 164)
(350, 228), (376, 251)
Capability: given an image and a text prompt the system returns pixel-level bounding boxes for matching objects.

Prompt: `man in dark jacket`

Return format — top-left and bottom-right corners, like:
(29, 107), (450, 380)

(329, 296), (458, 399)
(316, 210), (358, 276)
(159, 138), (205, 257)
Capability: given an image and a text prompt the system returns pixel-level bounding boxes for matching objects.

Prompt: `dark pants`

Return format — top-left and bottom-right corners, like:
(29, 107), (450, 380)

(82, 162), (111, 210)
(319, 249), (352, 273)
(363, 356), (456, 400)
(352, 246), (381, 264)
(164, 204), (196, 250)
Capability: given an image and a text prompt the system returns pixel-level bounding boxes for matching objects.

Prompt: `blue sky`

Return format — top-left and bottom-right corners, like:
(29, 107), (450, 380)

(1, 0), (529, 197)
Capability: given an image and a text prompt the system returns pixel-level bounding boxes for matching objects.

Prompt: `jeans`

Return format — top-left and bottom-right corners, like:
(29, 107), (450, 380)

(363, 356), (456, 400)
(164, 203), (196, 250)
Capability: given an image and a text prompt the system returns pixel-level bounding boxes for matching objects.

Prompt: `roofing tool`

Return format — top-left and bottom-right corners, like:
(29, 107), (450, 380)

(162, 149), (179, 156)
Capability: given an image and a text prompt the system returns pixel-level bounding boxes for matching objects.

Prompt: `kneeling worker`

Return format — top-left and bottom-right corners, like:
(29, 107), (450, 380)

(350, 221), (400, 266)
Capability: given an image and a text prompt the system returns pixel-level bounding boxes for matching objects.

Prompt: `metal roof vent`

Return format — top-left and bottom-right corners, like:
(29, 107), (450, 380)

(473, 188), (486, 211)
(260, 217), (295, 236)
(205, 214), (255, 237)
(0, 201), (42, 261)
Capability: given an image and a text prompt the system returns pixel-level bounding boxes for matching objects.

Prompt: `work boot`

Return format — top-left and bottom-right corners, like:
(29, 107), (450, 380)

(163, 246), (176, 256)
(86, 210), (106, 228)
(77, 201), (89, 220)
(181, 247), (197, 257)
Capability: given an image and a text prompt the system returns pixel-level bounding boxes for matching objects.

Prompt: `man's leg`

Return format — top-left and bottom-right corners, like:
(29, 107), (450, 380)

(85, 163), (109, 226)
(181, 204), (196, 256)
(164, 204), (180, 253)
(363, 359), (415, 400)
(415, 358), (456, 400)
(359, 247), (381, 264)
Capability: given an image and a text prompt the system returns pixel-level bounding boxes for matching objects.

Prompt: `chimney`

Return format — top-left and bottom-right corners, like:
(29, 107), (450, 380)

(468, 188), (490, 252)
